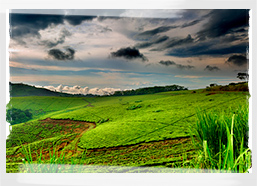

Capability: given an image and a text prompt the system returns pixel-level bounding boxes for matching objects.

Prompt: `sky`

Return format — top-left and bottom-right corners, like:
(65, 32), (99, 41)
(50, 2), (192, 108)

(8, 9), (249, 95)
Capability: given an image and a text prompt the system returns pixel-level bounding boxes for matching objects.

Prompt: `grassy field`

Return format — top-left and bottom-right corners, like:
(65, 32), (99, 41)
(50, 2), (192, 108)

(6, 89), (250, 173)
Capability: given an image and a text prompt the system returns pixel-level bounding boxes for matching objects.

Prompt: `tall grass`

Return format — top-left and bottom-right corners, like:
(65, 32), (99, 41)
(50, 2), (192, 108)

(19, 143), (87, 173)
(192, 104), (251, 172)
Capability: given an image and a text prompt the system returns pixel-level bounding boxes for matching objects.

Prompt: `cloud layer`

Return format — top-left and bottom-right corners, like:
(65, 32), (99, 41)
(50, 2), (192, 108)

(44, 84), (120, 96)
(9, 10), (250, 90)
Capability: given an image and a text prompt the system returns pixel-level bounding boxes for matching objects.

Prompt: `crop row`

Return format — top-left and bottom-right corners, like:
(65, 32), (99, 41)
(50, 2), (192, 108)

(6, 120), (89, 148)
(77, 92), (248, 149)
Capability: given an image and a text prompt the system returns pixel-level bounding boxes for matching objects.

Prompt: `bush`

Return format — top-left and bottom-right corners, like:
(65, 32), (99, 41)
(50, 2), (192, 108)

(127, 105), (142, 110)
(6, 108), (33, 125)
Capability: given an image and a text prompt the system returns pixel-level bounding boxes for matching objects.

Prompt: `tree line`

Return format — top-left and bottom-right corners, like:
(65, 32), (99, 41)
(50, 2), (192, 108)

(113, 85), (188, 96)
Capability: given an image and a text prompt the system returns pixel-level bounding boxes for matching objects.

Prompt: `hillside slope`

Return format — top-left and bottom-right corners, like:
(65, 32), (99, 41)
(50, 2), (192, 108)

(9, 82), (87, 97)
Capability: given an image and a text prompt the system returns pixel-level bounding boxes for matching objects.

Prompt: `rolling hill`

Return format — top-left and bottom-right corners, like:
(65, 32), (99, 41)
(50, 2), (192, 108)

(9, 82), (88, 97)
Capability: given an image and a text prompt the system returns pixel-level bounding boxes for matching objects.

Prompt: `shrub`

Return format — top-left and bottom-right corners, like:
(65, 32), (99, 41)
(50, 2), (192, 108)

(6, 108), (33, 125)
(127, 105), (142, 110)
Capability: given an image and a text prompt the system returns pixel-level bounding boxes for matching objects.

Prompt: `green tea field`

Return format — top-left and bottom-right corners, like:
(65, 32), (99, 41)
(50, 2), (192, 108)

(6, 89), (250, 173)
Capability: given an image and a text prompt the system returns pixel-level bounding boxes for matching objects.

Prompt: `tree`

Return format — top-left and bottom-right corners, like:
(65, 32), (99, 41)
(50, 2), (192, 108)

(237, 73), (249, 81)
(210, 83), (218, 87)
(6, 108), (33, 125)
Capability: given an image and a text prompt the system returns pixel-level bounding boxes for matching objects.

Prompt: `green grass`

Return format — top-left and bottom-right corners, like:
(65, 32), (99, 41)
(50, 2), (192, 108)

(7, 96), (92, 119)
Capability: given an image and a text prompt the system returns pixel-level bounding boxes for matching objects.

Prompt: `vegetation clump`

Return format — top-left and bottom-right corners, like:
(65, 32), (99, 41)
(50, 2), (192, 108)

(6, 108), (33, 125)
(127, 105), (142, 110)
(205, 82), (248, 92)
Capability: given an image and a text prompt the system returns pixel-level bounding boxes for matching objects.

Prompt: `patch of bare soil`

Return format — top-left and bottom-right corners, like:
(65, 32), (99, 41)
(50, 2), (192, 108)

(206, 92), (217, 96)
(7, 118), (96, 161)
(40, 118), (96, 135)
(87, 137), (193, 155)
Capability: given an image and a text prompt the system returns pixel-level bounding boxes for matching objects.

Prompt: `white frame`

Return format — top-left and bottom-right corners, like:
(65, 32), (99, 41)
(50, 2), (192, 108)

(1, 1), (256, 186)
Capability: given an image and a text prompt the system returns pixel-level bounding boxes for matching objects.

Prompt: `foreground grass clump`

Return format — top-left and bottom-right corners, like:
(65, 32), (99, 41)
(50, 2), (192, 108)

(19, 143), (87, 173)
(192, 104), (251, 172)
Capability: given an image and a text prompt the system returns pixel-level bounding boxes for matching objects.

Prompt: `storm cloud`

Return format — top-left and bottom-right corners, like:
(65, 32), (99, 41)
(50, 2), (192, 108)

(163, 34), (194, 49)
(135, 35), (169, 49)
(136, 26), (177, 39)
(48, 47), (75, 60)
(166, 41), (248, 57)
(110, 47), (148, 61)
(180, 19), (202, 28)
(204, 65), (220, 71)
(226, 54), (248, 66)
(159, 60), (176, 66)
(9, 13), (96, 39)
(64, 15), (96, 25)
(176, 64), (195, 70)
(196, 9), (249, 40)
(10, 14), (63, 38)
(159, 60), (194, 70)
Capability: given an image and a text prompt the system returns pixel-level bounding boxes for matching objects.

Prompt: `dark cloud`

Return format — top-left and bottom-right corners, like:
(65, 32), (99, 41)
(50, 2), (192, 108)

(204, 65), (220, 71)
(164, 34), (194, 49)
(9, 13), (95, 40)
(221, 35), (243, 42)
(136, 26), (177, 39)
(10, 13), (65, 38)
(152, 34), (194, 51)
(181, 19), (202, 28)
(179, 10), (211, 20)
(135, 36), (169, 49)
(196, 9), (249, 40)
(159, 60), (194, 70)
(166, 41), (248, 57)
(110, 47), (148, 61)
(97, 16), (122, 22)
(40, 28), (72, 48)
(176, 64), (195, 70)
(159, 60), (176, 66)
(48, 47), (75, 60)
(226, 54), (248, 66)
(64, 15), (96, 26)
